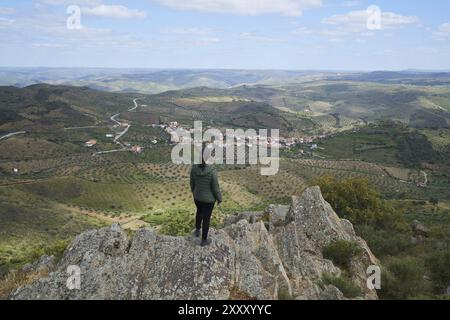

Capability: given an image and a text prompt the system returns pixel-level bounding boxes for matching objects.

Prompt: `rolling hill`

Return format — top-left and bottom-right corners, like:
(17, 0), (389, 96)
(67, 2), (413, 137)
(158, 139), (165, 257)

(1, 78), (450, 301)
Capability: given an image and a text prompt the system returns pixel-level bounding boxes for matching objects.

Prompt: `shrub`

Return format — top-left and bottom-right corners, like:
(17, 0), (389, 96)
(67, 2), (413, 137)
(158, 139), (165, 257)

(277, 286), (293, 300)
(425, 250), (450, 294)
(156, 209), (221, 237)
(429, 198), (439, 206)
(356, 225), (412, 258)
(312, 176), (408, 232)
(379, 257), (431, 300)
(321, 273), (362, 299)
(323, 241), (363, 271)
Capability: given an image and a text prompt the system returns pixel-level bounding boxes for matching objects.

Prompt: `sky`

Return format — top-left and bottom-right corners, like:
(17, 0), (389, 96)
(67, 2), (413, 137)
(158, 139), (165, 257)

(0, 0), (449, 70)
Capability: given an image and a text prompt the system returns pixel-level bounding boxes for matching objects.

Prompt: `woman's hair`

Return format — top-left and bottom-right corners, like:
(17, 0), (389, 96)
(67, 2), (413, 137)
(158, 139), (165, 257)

(200, 142), (210, 170)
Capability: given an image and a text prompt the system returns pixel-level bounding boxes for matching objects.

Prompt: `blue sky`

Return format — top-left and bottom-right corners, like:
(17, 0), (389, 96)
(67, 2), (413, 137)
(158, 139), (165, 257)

(0, 0), (449, 70)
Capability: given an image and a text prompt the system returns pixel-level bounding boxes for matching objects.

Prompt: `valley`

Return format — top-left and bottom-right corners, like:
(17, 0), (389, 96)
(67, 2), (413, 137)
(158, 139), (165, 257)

(1, 71), (450, 299)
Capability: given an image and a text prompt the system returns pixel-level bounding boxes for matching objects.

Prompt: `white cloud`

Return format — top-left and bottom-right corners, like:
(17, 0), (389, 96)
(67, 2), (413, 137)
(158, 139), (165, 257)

(159, 27), (213, 35)
(322, 9), (418, 31)
(38, 0), (101, 6)
(37, 1), (146, 20)
(0, 17), (14, 28)
(0, 7), (15, 14)
(433, 23), (450, 40)
(82, 5), (147, 19)
(0, 7), (145, 51)
(341, 1), (361, 7)
(151, 0), (322, 16)
(239, 32), (282, 42)
(39, 0), (100, 5)
(292, 26), (314, 35)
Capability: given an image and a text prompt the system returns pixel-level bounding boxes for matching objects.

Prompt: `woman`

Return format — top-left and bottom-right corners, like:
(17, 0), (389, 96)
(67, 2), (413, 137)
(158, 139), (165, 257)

(190, 149), (222, 247)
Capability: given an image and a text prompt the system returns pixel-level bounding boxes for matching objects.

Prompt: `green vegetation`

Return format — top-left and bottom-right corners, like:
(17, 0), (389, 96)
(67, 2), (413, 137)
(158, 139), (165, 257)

(315, 176), (450, 299)
(321, 273), (362, 299)
(318, 121), (446, 168)
(313, 176), (408, 232)
(396, 130), (438, 168)
(142, 208), (221, 237)
(0, 186), (106, 276)
(426, 251), (450, 294)
(380, 257), (430, 300)
(323, 241), (363, 271)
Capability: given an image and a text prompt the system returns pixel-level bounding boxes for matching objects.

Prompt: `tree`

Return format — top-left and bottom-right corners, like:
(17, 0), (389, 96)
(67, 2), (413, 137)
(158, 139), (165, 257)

(312, 176), (407, 232)
(429, 197), (439, 206)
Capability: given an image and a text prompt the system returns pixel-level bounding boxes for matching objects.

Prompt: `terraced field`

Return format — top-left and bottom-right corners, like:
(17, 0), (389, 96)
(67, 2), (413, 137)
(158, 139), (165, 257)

(281, 159), (429, 199)
(221, 166), (307, 202)
(422, 129), (450, 152)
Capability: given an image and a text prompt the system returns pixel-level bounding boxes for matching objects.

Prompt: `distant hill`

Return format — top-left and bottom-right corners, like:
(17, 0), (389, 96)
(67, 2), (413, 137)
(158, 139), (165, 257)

(334, 71), (450, 86)
(0, 84), (137, 133)
(2, 68), (450, 95)
(261, 82), (450, 130)
(3, 80), (450, 137)
(0, 68), (338, 94)
(0, 84), (313, 136)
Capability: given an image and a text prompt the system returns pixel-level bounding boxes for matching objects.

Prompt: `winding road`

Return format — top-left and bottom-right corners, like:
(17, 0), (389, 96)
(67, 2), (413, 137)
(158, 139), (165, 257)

(111, 99), (140, 143)
(93, 98), (139, 156)
(0, 131), (27, 141)
(129, 98), (140, 112)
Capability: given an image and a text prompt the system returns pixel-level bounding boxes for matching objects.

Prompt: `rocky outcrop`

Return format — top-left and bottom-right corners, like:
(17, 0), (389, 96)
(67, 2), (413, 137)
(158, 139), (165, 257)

(411, 220), (429, 245)
(11, 187), (379, 300)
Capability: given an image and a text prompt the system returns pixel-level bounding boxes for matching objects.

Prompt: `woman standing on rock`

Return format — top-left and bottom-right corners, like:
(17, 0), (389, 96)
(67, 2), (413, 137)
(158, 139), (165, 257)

(190, 145), (222, 247)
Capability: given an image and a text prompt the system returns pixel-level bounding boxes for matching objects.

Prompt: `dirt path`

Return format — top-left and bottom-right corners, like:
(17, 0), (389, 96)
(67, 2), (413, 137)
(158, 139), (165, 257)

(55, 203), (150, 231)
(64, 126), (98, 131)
(421, 171), (428, 186)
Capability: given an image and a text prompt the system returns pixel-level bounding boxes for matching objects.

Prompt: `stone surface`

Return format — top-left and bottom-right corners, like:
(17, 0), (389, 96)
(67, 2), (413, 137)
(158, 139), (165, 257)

(22, 255), (55, 274)
(223, 211), (264, 226)
(11, 187), (379, 301)
(319, 285), (346, 300)
(412, 220), (429, 237)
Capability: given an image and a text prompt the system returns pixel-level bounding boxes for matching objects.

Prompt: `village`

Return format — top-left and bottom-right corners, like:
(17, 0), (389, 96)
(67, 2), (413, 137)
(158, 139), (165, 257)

(82, 95), (325, 159)
(161, 121), (323, 152)
(84, 119), (324, 158)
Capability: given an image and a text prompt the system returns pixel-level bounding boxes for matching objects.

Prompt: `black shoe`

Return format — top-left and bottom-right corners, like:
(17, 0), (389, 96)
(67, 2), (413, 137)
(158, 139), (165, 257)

(194, 229), (200, 238)
(200, 238), (212, 247)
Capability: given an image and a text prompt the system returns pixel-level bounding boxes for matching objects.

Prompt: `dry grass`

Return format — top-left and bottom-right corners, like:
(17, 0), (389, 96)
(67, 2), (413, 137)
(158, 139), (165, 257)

(0, 269), (49, 300)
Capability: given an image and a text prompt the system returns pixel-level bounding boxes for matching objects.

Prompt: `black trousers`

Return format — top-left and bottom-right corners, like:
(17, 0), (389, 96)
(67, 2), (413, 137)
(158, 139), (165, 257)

(195, 200), (215, 240)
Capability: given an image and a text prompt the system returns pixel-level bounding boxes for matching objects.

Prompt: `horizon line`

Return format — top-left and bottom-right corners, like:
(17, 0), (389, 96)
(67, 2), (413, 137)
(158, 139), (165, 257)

(1, 66), (450, 73)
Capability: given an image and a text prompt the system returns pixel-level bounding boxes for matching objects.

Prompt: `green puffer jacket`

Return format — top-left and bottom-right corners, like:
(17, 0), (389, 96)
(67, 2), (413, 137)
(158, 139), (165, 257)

(190, 165), (222, 204)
